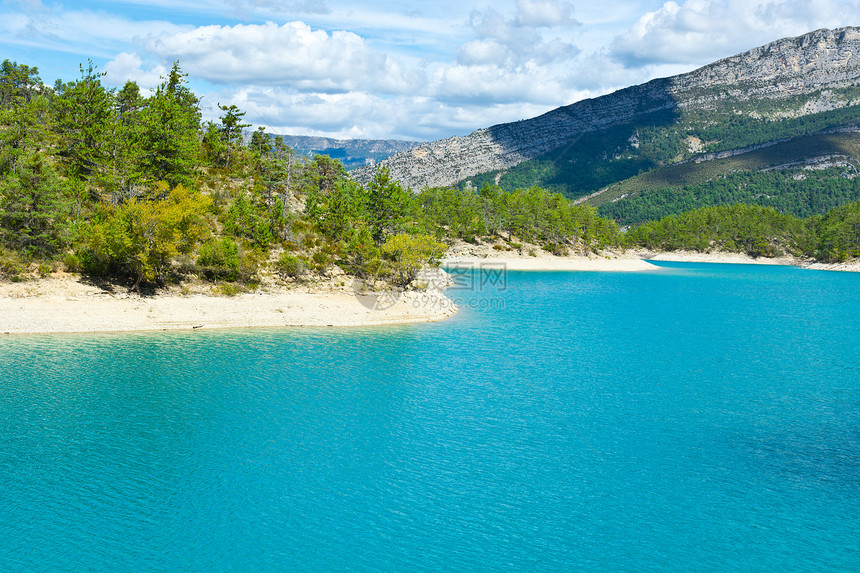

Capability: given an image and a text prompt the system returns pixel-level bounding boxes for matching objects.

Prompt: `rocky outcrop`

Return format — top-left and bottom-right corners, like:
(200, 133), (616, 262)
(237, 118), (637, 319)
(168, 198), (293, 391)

(677, 27), (860, 97)
(353, 27), (860, 190)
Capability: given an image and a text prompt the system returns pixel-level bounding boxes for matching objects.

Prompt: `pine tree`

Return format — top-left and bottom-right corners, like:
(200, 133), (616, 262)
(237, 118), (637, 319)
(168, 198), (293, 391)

(139, 62), (201, 188)
(105, 80), (146, 198)
(366, 167), (409, 244)
(0, 152), (73, 257)
(52, 61), (113, 180)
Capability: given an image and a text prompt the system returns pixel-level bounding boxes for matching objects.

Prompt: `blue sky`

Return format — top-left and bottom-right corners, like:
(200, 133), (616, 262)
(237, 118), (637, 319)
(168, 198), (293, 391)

(2, 0), (858, 140)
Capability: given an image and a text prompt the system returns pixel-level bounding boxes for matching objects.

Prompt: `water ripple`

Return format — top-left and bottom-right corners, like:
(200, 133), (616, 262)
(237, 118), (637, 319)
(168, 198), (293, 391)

(1, 265), (859, 571)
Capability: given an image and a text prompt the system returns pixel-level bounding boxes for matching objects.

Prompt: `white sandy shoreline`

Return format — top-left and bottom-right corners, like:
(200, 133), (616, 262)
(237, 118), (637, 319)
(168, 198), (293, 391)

(443, 245), (860, 272)
(3, 249), (858, 335)
(0, 276), (457, 335)
(443, 255), (659, 272)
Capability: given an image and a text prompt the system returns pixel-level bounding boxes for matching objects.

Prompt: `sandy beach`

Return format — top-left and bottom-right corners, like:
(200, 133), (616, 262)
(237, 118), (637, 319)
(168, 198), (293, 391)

(644, 250), (860, 272)
(0, 274), (457, 335)
(443, 242), (860, 272)
(442, 242), (660, 271)
(4, 246), (859, 335)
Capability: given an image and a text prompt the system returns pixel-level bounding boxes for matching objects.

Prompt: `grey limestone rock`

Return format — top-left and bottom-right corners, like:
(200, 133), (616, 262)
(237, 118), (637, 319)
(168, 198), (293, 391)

(352, 27), (860, 190)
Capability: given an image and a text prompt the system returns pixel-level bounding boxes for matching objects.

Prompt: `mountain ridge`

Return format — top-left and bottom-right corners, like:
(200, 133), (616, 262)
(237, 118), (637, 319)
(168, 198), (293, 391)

(352, 27), (860, 191)
(276, 134), (419, 170)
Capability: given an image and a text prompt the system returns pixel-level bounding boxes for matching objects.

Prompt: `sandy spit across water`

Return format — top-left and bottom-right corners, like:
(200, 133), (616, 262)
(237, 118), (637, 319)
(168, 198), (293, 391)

(443, 242), (860, 272)
(4, 248), (859, 335)
(0, 273), (456, 335)
(442, 242), (659, 272)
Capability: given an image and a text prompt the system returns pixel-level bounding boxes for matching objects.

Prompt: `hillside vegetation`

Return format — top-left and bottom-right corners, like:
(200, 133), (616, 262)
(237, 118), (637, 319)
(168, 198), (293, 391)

(0, 60), (621, 290)
(464, 93), (860, 202)
(0, 60), (451, 290)
(3, 58), (860, 293)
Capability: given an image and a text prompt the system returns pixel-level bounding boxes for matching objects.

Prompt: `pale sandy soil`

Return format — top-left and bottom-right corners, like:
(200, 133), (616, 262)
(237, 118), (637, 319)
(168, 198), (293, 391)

(642, 250), (802, 265)
(800, 260), (860, 272)
(4, 245), (858, 335)
(641, 249), (860, 272)
(442, 242), (659, 271)
(443, 241), (860, 272)
(0, 270), (456, 335)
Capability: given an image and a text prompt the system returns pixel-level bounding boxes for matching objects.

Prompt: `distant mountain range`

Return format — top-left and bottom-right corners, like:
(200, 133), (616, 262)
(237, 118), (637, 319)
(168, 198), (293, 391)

(275, 134), (419, 170)
(351, 26), (860, 221)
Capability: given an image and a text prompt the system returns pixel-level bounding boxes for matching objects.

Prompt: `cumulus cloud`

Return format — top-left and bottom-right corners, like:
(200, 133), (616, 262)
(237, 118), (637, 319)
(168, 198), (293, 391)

(514, 0), (577, 27)
(443, 0), (580, 104)
(610, 0), (860, 67)
(466, 1), (580, 64)
(152, 3), (589, 137)
(136, 12), (582, 115)
(103, 52), (167, 91)
(457, 39), (509, 66)
(144, 21), (423, 94)
(218, 84), (555, 140)
(5, 0), (856, 141)
(430, 61), (570, 105)
(0, 4), (184, 72)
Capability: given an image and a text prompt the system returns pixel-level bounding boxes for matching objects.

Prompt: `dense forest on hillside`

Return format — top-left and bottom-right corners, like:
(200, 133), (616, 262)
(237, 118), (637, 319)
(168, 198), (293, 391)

(0, 60), (624, 290)
(599, 168), (860, 225)
(2, 59), (860, 292)
(0, 59), (447, 290)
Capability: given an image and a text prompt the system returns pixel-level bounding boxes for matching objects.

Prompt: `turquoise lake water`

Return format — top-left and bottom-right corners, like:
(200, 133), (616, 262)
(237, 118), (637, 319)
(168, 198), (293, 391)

(1, 262), (858, 571)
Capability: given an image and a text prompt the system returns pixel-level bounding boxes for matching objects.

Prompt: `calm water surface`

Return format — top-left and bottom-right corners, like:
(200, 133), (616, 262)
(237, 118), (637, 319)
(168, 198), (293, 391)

(1, 262), (858, 571)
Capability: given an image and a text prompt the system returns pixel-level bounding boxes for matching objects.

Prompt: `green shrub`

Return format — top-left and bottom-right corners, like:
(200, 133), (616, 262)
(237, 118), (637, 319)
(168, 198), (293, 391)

(0, 248), (25, 279)
(276, 253), (307, 281)
(311, 250), (330, 271)
(381, 233), (447, 287)
(238, 248), (264, 284)
(37, 261), (54, 277)
(222, 195), (277, 247)
(341, 228), (381, 278)
(197, 238), (240, 281)
(215, 282), (247, 296)
(62, 253), (82, 273)
(543, 242), (569, 256)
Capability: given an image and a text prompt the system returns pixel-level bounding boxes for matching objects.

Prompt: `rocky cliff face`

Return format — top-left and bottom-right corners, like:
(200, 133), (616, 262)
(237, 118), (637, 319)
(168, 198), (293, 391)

(353, 27), (860, 190)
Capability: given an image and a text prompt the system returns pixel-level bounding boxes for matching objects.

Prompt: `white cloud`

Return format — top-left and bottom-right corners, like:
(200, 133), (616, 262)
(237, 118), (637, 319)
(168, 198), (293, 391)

(103, 3), (593, 137)
(437, 1), (581, 104)
(610, 0), (860, 67)
(515, 0), (577, 27)
(132, 13), (582, 118)
(214, 84), (556, 140)
(0, 4), (185, 66)
(457, 39), (510, 66)
(11, 0), (852, 141)
(103, 52), (167, 90)
(430, 62), (570, 105)
(468, 3), (580, 59)
(144, 21), (423, 94)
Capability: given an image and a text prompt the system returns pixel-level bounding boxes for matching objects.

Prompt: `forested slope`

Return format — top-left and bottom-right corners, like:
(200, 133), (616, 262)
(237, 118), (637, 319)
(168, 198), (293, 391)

(3, 57), (860, 295)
